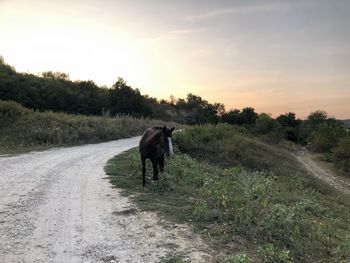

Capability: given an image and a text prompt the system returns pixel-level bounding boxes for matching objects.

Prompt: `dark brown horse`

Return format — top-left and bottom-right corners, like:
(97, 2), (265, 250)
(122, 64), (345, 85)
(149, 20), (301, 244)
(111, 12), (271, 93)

(139, 126), (175, 186)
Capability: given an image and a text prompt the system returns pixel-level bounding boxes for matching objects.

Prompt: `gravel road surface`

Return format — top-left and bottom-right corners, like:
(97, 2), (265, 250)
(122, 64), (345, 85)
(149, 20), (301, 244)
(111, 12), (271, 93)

(296, 150), (350, 200)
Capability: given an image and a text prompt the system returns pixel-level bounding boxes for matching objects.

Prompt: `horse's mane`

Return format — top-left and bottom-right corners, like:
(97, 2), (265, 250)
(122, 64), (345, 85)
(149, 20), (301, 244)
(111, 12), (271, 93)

(152, 126), (163, 130)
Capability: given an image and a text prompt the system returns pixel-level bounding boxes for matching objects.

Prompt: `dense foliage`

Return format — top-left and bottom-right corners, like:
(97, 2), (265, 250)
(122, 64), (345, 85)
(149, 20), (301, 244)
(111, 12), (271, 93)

(0, 57), (222, 124)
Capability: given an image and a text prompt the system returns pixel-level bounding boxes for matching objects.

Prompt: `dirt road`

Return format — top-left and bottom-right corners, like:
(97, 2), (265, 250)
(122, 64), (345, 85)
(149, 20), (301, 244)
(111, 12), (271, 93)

(0, 137), (211, 263)
(296, 150), (350, 199)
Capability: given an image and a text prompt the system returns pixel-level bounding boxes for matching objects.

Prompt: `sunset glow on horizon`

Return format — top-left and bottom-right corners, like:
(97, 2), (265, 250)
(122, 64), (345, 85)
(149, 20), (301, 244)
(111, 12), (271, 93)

(1, 0), (349, 119)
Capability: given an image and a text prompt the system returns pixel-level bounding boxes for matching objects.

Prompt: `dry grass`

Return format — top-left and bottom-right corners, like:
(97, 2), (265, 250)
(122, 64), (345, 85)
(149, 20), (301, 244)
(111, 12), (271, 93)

(0, 100), (183, 154)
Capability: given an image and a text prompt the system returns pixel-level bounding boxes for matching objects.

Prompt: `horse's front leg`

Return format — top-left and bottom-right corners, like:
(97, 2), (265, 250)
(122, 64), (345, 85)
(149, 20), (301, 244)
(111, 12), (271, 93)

(151, 157), (159, 181)
(141, 157), (146, 186)
(159, 154), (165, 172)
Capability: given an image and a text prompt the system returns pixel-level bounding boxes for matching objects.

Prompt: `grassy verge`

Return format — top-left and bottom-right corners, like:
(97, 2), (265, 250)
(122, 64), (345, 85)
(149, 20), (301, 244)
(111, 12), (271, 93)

(0, 100), (182, 154)
(105, 125), (350, 262)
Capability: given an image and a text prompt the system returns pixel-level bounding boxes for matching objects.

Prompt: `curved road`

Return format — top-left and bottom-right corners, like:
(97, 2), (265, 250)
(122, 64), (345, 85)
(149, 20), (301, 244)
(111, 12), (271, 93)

(0, 137), (211, 263)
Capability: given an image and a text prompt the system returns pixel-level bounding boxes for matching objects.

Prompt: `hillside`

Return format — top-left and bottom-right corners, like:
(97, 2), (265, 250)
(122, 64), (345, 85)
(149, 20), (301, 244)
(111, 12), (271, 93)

(106, 124), (350, 262)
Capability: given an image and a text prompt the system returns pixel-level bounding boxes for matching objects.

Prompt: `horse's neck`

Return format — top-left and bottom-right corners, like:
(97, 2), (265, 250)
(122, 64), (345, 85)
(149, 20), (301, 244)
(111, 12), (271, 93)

(145, 129), (162, 146)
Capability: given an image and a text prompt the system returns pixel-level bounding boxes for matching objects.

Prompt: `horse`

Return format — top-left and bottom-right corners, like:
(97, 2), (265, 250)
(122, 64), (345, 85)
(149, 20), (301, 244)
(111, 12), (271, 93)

(139, 126), (175, 186)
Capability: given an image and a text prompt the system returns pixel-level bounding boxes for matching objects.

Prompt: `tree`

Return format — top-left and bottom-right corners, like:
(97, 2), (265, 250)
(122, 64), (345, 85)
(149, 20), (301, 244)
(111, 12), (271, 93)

(307, 110), (328, 127)
(276, 112), (300, 127)
(109, 78), (151, 117)
(222, 109), (241, 125)
(177, 93), (223, 124)
(169, 95), (177, 105)
(41, 71), (70, 81)
(276, 112), (302, 142)
(309, 124), (347, 152)
(240, 107), (258, 126)
(254, 113), (279, 134)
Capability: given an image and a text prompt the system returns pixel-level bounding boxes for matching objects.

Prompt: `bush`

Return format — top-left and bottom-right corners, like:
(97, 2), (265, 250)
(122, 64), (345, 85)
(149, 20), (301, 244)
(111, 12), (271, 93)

(333, 137), (350, 176)
(257, 244), (292, 263)
(223, 253), (252, 263)
(0, 100), (31, 127)
(309, 124), (347, 153)
(253, 113), (279, 135)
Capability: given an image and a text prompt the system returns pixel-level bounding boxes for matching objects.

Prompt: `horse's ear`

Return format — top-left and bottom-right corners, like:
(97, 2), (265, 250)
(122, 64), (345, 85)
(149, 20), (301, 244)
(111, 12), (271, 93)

(163, 126), (167, 132)
(171, 127), (175, 132)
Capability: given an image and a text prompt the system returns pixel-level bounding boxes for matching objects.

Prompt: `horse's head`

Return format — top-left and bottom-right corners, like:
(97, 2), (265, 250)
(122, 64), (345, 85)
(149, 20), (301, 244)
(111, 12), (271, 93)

(160, 126), (175, 158)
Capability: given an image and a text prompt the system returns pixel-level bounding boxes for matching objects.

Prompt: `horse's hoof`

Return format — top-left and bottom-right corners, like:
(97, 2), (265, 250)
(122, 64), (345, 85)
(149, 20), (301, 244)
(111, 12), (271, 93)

(152, 177), (159, 181)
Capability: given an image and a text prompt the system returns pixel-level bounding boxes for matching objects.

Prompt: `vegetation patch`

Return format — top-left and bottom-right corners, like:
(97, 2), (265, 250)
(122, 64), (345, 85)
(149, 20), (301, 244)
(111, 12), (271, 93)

(112, 208), (138, 216)
(106, 125), (350, 262)
(0, 100), (182, 154)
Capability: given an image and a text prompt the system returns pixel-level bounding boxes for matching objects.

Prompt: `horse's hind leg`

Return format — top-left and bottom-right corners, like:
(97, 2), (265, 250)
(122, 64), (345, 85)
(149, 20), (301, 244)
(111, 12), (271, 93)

(159, 154), (165, 172)
(151, 157), (159, 181)
(141, 157), (146, 186)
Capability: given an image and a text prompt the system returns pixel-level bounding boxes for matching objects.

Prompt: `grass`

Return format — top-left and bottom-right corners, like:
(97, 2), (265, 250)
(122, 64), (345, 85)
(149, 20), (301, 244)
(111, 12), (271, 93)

(0, 100), (183, 154)
(105, 124), (350, 262)
(112, 208), (138, 216)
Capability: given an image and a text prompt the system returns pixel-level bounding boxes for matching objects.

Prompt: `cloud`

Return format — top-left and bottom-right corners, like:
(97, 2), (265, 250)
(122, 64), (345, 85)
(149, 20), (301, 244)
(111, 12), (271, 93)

(185, 3), (289, 21)
(186, 8), (236, 21)
(150, 27), (207, 41)
(166, 27), (208, 35)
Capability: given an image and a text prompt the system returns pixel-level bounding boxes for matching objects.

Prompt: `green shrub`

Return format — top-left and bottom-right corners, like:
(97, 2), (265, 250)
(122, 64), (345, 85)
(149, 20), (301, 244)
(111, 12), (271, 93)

(309, 124), (347, 153)
(257, 244), (292, 263)
(223, 253), (252, 263)
(0, 100), (31, 127)
(253, 113), (279, 135)
(332, 137), (350, 177)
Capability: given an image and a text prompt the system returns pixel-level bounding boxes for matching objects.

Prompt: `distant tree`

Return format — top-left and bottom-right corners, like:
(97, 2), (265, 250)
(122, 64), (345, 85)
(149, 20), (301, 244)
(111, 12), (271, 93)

(254, 113), (279, 134)
(309, 124), (347, 152)
(41, 71), (70, 81)
(169, 95), (177, 105)
(333, 137), (350, 176)
(177, 93), (223, 124)
(307, 110), (328, 127)
(214, 102), (225, 117)
(300, 110), (333, 144)
(276, 112), (302, 142)
(276, 112), (301, 127)
(240, 107), (258, 126)
(222, 109), (241, 125)
(109, 78), (151, 117)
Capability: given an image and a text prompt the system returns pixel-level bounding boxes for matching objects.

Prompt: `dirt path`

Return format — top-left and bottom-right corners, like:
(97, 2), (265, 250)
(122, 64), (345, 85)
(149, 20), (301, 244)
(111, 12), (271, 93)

(295, 149), (350, 198)
(0, 137), (212, 263)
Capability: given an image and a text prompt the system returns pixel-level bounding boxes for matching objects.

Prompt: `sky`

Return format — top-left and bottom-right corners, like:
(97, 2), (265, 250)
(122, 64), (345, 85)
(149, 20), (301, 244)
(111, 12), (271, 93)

(0, 0), (349, 119)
